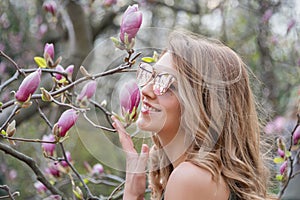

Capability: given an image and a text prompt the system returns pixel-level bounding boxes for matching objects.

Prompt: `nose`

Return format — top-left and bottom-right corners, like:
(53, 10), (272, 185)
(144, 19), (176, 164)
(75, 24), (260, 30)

(141, 81), (156, 99)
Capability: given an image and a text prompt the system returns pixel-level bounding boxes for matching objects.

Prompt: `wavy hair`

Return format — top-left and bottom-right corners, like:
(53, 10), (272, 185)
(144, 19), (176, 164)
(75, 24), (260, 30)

(148, 30), (270, 200)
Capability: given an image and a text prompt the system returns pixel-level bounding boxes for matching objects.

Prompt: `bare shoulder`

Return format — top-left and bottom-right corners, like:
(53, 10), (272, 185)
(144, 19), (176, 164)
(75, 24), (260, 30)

(164, 162), (229, 200)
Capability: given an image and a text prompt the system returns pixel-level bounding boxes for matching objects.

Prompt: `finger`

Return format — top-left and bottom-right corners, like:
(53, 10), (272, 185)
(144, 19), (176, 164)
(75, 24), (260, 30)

(136, 144), (149, 173)
(111, 116), (136, 153)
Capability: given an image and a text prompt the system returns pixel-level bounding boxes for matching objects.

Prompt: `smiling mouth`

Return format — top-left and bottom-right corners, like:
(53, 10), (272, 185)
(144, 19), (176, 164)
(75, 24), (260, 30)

(141, 102), (161, 112)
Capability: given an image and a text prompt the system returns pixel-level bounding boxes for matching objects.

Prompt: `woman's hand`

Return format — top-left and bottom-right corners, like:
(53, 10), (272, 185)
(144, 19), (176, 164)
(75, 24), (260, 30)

(111, 116), (149, 200)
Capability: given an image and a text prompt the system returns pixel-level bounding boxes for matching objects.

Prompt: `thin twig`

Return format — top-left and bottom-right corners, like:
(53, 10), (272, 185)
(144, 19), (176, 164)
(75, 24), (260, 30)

(51, 98), (85, 112)
(35, 100), (53, 129)
(291, 169), (300, 179)
(0, 51), (25, 76)
(89, 99), (113, 129)
(0, 142), (64, 198)
(0, 185), (19, 200)
(279, 114), (300, 198)
(107, 181), (125, 200)
(0, 105), (19, 131)
(0, 136), (56, 144)
(0, 71), (20, 92)
(1, 58), (138, 111)
(59, 143), (99, 200)
(82, 112), (115, 132)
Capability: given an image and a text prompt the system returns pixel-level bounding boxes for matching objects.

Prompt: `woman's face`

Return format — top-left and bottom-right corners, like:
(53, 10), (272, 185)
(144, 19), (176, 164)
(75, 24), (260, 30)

(137, 53), (181, 142)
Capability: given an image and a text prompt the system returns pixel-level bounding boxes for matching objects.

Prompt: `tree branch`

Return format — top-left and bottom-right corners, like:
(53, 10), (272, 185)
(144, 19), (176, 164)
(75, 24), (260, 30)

(0, 142), (64, 198)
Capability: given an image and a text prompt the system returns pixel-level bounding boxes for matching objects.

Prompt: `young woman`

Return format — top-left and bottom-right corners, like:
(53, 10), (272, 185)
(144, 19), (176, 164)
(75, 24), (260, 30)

(111, 30), (270, 200)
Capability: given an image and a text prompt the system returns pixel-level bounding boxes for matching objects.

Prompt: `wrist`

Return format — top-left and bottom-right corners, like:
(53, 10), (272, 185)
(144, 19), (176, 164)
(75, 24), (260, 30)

(123, 193), (144, 200)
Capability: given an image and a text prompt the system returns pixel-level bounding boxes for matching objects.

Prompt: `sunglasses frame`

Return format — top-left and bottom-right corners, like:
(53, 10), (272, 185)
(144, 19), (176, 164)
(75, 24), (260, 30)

(137, 62), (176, 95)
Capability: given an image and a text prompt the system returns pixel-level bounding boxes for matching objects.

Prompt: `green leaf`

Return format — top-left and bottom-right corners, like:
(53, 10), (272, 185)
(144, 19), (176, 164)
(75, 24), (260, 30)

(276, 174), (283, 181)
(83, 178), (89, 184)
(273, 157), (284, 164)
(73, 190), (82, 199)
(110, 37), (119, 45)
(34, 56), (47, 68)
(73, 186), (83, 199)
(285, 151), (292, 158)
(142, 57), (155, 63)
(1, 130), (7, 136)
(0, 101), (2, 107)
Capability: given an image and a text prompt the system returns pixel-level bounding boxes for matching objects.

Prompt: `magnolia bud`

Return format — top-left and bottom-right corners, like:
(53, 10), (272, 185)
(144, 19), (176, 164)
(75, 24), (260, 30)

(46, 163), (60, 178)
(92, 163), (104, 175)
(53, 109), (79, 137)
(280, 161), (288, 175)
(6, 120), (16, 137)
(77, 80), (97, 102)
(65, 65), (74, 80)
(60, 151), (72, 168)
(103, 0), (117, 7)
(42, 134), (56, 156)
(120, 4), (142, 44)
(43, 1), (57, 16)
(54, 65), (64, 80)
(34, 181), (47, 194)
(119, 80), (140, 123)
(43, 43), (55, 60)
(15, 69), (42, 102)
(293, 126), (300, 145)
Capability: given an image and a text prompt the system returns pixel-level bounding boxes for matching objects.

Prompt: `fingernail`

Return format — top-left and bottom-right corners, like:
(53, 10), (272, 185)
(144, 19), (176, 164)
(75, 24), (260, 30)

(141, 144), (148, 153)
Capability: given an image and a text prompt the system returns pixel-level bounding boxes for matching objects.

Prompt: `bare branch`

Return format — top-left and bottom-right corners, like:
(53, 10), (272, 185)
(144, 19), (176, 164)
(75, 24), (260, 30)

(279, 114), (300, 198)
(59, 143), (99, 200)
(0, 185), (19, 200)
(0, 142), (64, 198)
(0, 51), (25, 77)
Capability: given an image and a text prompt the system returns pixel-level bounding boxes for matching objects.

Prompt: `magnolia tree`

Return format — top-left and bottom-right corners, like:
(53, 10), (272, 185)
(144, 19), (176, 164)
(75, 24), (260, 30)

(0, 4), (144, 200)
(1, 1), (300, 200)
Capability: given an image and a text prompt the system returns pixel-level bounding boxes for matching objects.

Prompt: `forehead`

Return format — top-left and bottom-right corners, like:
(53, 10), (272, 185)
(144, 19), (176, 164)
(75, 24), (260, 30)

(153, 52), (177, 75)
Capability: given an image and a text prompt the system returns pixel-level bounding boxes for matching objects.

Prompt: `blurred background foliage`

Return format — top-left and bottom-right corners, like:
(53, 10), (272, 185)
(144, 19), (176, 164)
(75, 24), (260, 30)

(0, 0), (300, 199)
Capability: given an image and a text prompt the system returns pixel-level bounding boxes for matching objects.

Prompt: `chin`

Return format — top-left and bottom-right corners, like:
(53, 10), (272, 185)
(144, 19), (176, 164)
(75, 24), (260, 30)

(137, 116), (165, 133)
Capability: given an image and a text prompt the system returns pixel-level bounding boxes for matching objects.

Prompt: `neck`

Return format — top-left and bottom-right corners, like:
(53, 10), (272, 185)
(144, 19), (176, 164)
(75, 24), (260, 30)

(157, 130), (189, 168)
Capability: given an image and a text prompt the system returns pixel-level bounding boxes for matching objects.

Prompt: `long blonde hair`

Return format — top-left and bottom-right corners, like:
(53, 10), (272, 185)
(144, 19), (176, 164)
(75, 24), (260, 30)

(149, 30), (270, 200)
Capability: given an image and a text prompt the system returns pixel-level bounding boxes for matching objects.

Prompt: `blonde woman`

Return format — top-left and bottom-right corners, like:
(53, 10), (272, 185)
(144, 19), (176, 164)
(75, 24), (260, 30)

(112, 30), (271, 200)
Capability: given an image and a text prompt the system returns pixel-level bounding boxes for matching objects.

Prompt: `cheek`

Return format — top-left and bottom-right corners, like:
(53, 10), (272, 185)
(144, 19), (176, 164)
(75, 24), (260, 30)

(163, 98), (181, 125)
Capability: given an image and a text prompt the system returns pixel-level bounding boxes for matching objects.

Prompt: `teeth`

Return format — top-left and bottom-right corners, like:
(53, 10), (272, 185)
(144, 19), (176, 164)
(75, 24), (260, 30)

(143, 104), (160, 112)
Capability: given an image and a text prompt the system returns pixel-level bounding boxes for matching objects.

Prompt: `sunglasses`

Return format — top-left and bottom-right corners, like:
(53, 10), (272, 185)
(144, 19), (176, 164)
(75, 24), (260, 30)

(136, 62), (176, 96)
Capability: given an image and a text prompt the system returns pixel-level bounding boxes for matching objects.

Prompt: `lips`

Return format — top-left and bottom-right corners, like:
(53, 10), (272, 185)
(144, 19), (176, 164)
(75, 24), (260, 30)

(141, 101), (161, 113)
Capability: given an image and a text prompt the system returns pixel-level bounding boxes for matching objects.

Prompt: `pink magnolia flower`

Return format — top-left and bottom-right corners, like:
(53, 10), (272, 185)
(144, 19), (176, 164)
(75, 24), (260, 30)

(43, 43), (54, 60)
(34, 181), (47, 193)
(120, 4), (142, 43)
(15, 69), (42, 102)
(277, 148), (285, 158)
(42, 134), (56, 156)
(60, 151), (72, 168)
(54, 65), (64, 80)
(264, 116), (286, 134)
(293, 126), (300, 145)
(104, 0), (117, 6)
(77, 80), (97, 102)
(8, 170), (17, 181)
(43, 1), (57, 16)
(92, 163), (104, 175)
(287, 19), (296, 34)
(261, 9), (272, 23)
(65, 65), (74, 79)
(55, 109), (79, 137)
(119, 80), (140, 122)
(280, 161), (288, 175)
(46, 163), (60, 178)
(54, 65), (74, 80)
